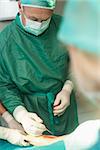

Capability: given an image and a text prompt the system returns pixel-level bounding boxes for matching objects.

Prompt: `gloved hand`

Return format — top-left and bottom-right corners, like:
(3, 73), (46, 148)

(0, 127), (30, 146)
(53, 80), (73, 116)
(64, 120), (100, 150)
(13, 106), (46, 136)
(2, 111), (24, 131)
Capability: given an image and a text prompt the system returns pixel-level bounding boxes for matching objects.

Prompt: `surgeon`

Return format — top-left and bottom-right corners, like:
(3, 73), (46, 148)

(0, 0), (78, 143)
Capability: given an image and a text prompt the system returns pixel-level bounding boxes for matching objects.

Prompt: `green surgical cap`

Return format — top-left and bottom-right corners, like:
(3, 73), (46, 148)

(58, 0), (100, 55)
(20, 0), (56, 9)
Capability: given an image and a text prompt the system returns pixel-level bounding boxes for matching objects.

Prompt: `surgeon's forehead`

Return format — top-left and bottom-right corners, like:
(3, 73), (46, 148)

(23, 6), (53, 19)
(23, 6), (53, 16)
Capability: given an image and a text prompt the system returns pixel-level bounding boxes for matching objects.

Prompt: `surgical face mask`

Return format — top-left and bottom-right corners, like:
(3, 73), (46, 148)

(20, 14), (51, 36)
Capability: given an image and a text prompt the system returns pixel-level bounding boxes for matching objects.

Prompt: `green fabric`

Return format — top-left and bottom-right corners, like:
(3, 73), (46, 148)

(47, 92), (65, 134)
(21, 0), (56, 9)
(0, 140), (65, 150)
(0, 13), (78, 135)
(47, 92), (55, 133)
(35, 141), (66, 150)
(1, 139), (100, 150)
(0, 140), (33, 150)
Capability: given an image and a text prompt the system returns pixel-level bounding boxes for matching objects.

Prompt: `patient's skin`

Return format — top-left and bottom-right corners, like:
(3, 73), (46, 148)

(0, 102), (6, 115)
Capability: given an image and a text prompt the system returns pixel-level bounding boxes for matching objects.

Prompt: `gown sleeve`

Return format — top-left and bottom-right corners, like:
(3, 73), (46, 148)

(0, 52), (25, 114)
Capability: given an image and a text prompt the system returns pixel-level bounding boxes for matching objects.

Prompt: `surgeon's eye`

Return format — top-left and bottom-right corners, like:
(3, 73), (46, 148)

(27, 16), (37, 21)
(32, 18), (38, 21)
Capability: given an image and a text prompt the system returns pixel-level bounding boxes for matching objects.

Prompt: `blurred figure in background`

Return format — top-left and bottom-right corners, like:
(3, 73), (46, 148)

(59, 0), (100, 150)
(58, 0), (100, 149)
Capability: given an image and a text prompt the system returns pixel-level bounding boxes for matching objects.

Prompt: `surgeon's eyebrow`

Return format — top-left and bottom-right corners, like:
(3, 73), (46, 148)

(28, 16), (38, 21)
(29, 16), (49, 21)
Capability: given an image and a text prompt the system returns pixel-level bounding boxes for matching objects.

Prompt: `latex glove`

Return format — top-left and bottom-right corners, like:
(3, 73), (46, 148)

(53, 80), (73, 116)
(64, 120), (100, 150)
(13, 106), (46, 136)
(0, 127), (30, 146)
(2, 111), (24, 131)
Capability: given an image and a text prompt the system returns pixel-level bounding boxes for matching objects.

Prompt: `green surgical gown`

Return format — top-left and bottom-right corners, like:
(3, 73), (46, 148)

(0, 13), (78, 135)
